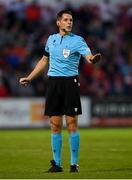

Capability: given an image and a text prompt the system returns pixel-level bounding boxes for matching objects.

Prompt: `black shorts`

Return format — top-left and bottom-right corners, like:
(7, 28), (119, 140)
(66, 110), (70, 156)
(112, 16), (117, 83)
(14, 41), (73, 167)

(44, 76), (82, 116)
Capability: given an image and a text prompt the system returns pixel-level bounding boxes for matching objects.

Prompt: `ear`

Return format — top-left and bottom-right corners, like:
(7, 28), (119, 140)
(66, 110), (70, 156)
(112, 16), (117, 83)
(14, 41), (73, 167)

(56, 20), (60, 27)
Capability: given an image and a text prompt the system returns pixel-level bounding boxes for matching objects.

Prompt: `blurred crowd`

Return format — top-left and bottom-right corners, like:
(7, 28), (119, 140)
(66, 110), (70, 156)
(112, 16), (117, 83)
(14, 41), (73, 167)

(0, 0), (132, 98)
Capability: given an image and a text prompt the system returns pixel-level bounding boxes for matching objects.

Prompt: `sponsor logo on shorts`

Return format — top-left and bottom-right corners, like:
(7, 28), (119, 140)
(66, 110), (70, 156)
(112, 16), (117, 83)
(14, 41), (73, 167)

(74, 107), (78, 112)
(74, 79), (77, 83)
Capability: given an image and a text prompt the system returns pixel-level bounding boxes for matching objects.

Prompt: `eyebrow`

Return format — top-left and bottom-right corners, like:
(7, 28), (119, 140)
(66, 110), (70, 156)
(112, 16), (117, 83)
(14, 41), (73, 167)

(63, 18), (73, 20)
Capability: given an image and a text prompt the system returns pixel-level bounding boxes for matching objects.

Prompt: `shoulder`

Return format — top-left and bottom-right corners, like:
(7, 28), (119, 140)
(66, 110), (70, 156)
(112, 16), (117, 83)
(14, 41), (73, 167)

(48, 33), (58, 40)
(70, 33), (85, 42)
(70, 33), (86, 47)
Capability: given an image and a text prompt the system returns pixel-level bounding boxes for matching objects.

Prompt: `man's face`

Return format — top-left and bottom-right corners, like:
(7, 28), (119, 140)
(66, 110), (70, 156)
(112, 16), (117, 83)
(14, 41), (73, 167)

(57, 13), (73, 33)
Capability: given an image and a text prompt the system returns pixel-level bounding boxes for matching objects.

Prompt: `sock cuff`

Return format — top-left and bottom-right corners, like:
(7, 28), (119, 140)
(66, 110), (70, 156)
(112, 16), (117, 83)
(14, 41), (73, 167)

(52, 133), (62, 138)
(70, 131), (79, 137)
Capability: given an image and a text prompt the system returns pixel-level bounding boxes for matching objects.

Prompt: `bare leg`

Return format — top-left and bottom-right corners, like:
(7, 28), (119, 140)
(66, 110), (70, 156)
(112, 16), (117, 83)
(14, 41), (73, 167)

(66, 115), (78, 133)
(50, 116), (63, 133)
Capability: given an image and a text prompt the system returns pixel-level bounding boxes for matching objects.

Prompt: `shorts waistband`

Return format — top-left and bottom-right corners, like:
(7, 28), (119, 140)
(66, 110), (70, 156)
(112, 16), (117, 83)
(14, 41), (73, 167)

(48, 75), (78, 80)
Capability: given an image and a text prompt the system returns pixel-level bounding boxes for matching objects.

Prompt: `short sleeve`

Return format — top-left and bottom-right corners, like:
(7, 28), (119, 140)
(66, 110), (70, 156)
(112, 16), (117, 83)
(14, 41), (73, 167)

(77, 37), (91, 56)
(43, 36), (50, 57)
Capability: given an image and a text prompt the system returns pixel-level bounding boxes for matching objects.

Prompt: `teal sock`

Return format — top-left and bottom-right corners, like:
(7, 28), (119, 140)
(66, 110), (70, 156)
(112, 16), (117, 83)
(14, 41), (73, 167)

(69, 131), (80, 165)
(51, 133), (62, 166)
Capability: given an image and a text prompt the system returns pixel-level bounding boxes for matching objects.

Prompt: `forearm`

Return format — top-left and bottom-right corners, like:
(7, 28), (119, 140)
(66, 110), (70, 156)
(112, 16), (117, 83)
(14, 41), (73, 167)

(84, 53), (101, 64)
(27, 56), (49, 81)
(84, 54), (93, 63)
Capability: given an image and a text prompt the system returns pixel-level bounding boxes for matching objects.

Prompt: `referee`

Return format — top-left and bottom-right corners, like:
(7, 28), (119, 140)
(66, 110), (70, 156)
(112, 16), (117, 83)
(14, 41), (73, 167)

(19, 10), (101, 173)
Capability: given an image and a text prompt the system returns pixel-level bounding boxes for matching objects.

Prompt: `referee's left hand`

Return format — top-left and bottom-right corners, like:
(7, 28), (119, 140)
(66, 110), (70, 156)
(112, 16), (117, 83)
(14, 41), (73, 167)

(89, 53), (101, 64)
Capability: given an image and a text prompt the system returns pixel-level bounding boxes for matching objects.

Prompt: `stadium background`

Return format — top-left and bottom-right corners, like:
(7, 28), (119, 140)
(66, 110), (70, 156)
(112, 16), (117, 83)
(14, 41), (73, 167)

(0, 0), (132, 179)
(0, 0), (131, 128)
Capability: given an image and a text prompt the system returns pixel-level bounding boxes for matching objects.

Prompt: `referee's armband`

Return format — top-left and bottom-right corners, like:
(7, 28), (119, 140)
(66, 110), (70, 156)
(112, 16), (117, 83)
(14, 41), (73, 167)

(43, 50), (49, 57)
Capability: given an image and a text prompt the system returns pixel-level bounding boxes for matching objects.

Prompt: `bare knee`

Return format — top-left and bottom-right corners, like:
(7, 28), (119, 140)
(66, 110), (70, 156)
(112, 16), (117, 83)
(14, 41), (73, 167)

(66, 116), (78, 133)
(51, 121), (62, 133)
(50, 116), (62, 134)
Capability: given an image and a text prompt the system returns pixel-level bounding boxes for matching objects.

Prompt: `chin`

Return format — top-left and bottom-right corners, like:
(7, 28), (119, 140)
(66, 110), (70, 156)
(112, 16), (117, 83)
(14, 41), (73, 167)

(67, 29), (72, 32)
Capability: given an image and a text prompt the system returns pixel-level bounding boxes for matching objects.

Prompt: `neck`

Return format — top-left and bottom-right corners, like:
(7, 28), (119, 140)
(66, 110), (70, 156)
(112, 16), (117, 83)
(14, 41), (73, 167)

(59, 29), (70, 36)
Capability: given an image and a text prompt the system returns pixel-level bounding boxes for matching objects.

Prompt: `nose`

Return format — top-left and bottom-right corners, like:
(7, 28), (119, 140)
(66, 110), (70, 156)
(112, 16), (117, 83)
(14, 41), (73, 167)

(68, 21), (72, 25)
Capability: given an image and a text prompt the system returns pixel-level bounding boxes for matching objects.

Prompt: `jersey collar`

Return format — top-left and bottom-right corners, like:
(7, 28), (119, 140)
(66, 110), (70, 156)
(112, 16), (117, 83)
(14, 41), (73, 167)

(58, 32), (73, 38)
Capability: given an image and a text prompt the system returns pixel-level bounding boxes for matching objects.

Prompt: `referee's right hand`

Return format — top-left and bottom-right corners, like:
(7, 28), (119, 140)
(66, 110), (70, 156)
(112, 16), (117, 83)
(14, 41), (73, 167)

(19, 77), (30, 86)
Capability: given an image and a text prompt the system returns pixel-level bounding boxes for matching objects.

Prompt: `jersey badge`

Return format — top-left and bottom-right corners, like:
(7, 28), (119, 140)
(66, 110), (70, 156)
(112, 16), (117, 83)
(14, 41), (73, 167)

(62, 49), (70, 58)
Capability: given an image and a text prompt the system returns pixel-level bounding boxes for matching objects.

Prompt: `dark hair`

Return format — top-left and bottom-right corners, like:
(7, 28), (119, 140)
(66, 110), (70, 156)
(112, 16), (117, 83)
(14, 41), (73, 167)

(57, 10), (73, 20)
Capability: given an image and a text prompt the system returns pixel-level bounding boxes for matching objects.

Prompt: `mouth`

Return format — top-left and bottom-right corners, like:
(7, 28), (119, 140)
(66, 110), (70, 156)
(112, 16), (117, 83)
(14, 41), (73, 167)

(67, 26), (72, 29)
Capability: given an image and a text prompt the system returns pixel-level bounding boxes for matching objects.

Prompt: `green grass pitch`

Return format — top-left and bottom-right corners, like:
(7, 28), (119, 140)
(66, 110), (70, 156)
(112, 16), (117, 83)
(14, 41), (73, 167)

(0, 128), (132, 179)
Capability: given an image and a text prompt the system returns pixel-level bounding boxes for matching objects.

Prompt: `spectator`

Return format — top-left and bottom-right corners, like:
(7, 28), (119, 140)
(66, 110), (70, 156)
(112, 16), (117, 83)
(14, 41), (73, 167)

(0, 0), (131, 98)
